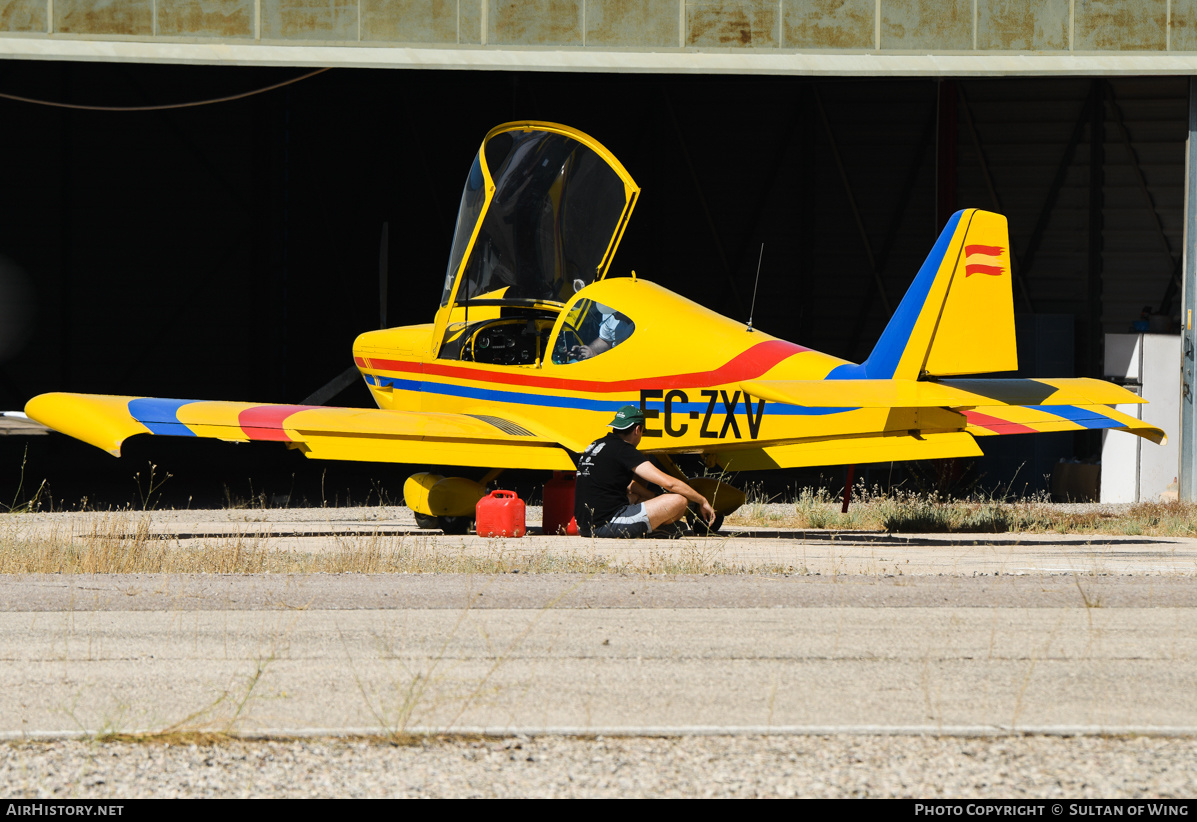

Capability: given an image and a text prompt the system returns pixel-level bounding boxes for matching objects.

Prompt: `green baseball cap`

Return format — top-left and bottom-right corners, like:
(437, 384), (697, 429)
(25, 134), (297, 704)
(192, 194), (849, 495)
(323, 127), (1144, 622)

(608, 405), (645, 430)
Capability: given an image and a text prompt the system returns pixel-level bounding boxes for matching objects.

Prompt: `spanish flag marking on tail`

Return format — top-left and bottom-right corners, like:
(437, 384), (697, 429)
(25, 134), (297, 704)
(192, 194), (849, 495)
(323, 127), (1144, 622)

(963, 244), (1005, 278)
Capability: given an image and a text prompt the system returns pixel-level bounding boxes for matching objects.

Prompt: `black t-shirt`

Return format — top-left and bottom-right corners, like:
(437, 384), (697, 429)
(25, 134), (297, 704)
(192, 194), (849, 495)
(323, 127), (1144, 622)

(574, 432), (649, 534)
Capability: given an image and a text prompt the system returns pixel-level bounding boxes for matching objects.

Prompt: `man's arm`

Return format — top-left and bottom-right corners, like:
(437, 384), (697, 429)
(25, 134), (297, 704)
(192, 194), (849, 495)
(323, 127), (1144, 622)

(631, 461), (716, 525)
(572, 336), (611, 360)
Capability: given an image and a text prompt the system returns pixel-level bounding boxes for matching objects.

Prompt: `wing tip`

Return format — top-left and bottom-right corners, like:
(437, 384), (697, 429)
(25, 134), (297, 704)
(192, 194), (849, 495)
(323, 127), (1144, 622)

(25, 392), (145, 457)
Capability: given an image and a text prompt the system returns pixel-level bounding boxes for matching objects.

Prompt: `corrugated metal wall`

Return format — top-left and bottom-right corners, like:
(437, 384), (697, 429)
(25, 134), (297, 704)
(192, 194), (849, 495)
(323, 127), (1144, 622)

(958, 77), (1187, 355)
(1101, 78), (1187, 329)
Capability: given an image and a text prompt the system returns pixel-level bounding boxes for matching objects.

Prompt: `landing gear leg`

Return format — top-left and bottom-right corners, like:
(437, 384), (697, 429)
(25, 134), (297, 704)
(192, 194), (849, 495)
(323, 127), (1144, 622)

(656, 455), (741, 536)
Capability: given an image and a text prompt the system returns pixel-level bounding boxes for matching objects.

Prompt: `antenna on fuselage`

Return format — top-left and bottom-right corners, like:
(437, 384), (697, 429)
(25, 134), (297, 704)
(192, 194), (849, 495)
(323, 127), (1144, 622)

(379, 221), (389, 328)
(746, 243), (764, 333)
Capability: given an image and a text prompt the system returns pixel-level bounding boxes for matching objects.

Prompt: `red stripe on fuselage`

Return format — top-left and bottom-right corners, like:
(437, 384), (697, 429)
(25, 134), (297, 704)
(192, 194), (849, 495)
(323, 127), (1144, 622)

(964, 264), (1004, 277)
(356, 339), (810, 393)
(963, 410), (1038, 435)
(238, 405), (318, 441)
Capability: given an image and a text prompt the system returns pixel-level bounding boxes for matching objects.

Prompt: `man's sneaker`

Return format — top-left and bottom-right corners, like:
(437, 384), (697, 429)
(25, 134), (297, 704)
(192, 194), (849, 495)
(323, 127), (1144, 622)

(650, 520), (690, 539)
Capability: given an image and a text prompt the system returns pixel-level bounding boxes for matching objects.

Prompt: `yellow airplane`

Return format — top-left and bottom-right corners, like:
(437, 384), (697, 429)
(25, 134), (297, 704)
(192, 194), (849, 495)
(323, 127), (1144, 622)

(25, 121), (1164, 532)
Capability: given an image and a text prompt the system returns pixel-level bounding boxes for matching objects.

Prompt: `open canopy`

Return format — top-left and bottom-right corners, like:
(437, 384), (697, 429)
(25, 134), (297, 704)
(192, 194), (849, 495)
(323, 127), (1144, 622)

(439, 122), (639, 309)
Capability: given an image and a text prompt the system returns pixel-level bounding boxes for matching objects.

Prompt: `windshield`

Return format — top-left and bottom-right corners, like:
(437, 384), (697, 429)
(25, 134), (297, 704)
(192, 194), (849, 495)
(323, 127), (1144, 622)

(441, 125), (636, 308)
(440, 154), (487, 306)
(552, 298), (635, 364)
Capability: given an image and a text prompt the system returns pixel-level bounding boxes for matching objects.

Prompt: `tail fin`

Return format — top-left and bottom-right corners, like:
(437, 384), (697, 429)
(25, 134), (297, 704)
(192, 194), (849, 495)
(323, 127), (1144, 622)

(828, 209), (1017, 381)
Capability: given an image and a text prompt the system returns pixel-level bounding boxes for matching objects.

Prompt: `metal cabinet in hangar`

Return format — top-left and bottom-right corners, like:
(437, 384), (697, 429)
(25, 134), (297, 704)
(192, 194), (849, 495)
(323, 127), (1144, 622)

(1100, 334), (1181, 503)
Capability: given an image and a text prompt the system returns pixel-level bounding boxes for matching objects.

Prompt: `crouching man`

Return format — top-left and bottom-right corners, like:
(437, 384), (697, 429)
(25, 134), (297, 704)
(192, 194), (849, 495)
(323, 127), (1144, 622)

(574, 405), (716, 538)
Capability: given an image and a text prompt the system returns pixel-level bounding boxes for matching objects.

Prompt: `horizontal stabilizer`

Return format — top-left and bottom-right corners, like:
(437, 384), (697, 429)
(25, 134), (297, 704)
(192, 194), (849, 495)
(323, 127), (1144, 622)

(964, 404), (1166, 445)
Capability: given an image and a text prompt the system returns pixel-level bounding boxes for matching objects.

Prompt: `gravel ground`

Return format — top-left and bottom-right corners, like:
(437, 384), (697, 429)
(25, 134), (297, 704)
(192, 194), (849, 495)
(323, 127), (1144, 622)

(5, 503), (1192, 798)
(4, 735), (1196, 798)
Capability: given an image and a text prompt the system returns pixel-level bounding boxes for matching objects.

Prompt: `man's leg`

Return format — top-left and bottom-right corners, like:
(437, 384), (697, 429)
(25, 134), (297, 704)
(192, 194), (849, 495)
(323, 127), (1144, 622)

(626, 478), (656, 504)
(642, 493), (688, 530)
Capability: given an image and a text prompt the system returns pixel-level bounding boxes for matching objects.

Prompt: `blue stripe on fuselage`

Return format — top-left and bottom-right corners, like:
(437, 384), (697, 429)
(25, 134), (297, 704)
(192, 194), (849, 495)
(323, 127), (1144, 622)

(365, 375), (854, 416)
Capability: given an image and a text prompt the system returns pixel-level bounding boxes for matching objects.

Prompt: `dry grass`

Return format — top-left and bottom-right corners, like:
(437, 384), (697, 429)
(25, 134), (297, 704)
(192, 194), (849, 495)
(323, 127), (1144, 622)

(0, 513), (615, 575)
(0, 512), (810, 576)
(728, 486), (1197, 536)
(2, 490), (1195, 577)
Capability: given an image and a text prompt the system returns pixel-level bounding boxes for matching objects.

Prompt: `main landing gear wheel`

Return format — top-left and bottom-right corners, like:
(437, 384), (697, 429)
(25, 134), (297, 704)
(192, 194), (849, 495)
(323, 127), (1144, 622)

(406, 472), (491, 535)
(413, 512), (473, 534)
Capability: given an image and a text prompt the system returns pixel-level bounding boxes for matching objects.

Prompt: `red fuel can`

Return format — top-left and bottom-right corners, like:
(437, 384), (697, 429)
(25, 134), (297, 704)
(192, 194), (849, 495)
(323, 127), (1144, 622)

(475, 490), (526, 538)
(542, 471), (576, 535)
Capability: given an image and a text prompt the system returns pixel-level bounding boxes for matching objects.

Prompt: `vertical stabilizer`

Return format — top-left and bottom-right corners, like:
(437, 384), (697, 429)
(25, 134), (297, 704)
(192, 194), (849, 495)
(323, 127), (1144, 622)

(827, 208), (1017, 381)
(922, 210), (1017, 376)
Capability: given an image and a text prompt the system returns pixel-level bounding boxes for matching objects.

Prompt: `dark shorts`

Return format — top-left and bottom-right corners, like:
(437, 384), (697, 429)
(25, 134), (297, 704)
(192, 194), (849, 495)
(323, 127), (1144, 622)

(588, 502), (652, 539)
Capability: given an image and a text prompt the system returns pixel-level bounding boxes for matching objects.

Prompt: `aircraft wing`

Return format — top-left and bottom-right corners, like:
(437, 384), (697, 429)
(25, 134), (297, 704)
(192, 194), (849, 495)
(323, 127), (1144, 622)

(24, 393), (577, 470)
